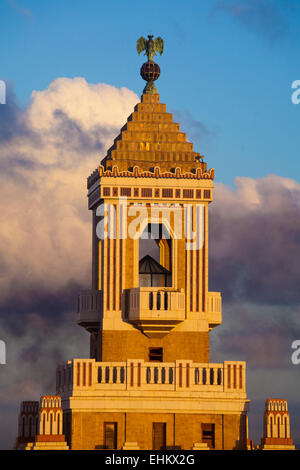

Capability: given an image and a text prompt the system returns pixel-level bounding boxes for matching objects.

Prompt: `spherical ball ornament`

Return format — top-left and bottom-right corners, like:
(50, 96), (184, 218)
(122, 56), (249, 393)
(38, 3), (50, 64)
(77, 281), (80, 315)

(140, 61), (160, 82)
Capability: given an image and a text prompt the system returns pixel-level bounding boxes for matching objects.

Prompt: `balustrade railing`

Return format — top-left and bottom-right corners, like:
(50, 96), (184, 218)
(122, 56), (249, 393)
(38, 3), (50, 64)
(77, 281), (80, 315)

(57, 359), (246, 395)
(207, 291), (222, 328)
(76, 290), (102, 328)
(129, 287), (185, 322)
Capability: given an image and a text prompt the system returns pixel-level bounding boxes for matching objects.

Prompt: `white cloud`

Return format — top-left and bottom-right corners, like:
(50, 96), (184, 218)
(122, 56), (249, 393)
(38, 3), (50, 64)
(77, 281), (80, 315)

(0, 78), (138, 300)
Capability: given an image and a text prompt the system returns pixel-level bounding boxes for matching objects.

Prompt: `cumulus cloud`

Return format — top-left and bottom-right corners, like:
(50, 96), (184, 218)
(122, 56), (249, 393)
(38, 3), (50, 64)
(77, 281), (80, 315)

(0, 77), (138, 300)
(0, 77), (138, 448)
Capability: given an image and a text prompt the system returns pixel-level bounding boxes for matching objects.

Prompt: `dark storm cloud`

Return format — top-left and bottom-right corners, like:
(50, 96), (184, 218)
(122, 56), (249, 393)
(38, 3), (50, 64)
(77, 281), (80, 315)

(52, 109), (106, 154)
(0, 284), (89, 398)
(0, 81), (32, 142)
(212, 301), (300, 369)
(0, 281), (83, 337)
(209, 176), (300, 305)
(212, 0), (287, 42)
(208, 176), (300, 373)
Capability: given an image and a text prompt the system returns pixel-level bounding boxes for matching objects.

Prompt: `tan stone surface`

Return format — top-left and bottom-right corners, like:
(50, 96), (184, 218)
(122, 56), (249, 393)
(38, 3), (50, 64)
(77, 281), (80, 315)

(101, 93), (207, 173)
(100, 330), (209, 363)
(68, 411), (247, 450)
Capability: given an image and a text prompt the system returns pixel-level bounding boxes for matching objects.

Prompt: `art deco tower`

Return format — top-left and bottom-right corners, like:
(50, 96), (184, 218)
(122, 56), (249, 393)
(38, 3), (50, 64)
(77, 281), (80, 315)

(78, 42), (220, 364)
(58, 36), (250, 450)
(15, 36), (252, 451)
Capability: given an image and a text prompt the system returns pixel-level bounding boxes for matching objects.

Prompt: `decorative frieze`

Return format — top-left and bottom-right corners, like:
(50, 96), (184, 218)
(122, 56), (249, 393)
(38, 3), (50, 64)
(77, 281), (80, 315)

(87, 164), (214, 190)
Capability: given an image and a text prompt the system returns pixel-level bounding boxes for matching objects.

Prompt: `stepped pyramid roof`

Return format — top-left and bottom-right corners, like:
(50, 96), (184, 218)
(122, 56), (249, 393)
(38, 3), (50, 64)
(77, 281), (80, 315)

(101, 92), (207, 174)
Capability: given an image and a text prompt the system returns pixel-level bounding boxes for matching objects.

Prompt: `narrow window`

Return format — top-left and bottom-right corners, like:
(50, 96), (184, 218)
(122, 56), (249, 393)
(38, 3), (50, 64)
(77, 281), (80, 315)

(152, 423), (166, 450)
(103, 187), (110, 197)
(22, 416), (25, 437)
(104, 422), (117, 449)
(149, 347), (163, 362)
(162, 188), (173, 198)
(284, 417), (287, 438)
(201, 423), (215, 449)
(120, 187), (131, 197)
(141, 188), (152, 198)
(270, 416), (273, 437)
(183, 189), (193, 198)
(77, 362), (80, 386)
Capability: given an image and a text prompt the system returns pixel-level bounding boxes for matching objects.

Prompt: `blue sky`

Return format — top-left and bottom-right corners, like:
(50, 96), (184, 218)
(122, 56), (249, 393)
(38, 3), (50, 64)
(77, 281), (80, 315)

(1, 0), (300, 185)
(1, 0), (300, 450)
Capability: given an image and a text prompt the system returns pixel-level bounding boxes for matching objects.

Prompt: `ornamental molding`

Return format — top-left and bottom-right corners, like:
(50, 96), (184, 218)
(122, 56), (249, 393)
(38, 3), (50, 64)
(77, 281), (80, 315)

(88, 165), (214, 189)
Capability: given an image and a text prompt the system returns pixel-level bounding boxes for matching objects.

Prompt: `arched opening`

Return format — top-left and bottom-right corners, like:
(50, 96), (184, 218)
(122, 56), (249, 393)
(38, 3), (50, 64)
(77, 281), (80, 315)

(22, 416), (25, 437)
(284, 416), (288, 438)
(42, 414), (46, 435)
(270, 416), (273, 437)
(139, 223), (172, 287)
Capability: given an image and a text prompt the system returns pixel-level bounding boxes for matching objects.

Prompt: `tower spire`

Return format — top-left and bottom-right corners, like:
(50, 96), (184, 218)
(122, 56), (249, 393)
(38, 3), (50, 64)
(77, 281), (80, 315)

(136, 34), (164, 94)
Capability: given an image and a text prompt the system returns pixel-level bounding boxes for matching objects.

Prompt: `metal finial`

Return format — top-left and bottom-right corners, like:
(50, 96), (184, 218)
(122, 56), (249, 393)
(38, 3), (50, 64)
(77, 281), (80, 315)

(136, 35), (164, 94)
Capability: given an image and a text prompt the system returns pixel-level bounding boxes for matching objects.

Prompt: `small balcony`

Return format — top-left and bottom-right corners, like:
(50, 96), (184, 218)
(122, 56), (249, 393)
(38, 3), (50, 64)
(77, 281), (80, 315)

(127, 287), (185, 337)
(77, 290), (102, 332)
(57, 358), (247, 397)
(57, 358), (248, 418)
(207, 292), (222, 329)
